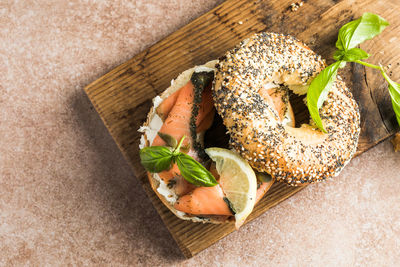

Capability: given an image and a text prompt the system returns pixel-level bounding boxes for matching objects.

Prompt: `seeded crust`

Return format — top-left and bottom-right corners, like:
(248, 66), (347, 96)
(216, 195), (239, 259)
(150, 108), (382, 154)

(213, 32), (361, 186)
(141, 60), (232, 224)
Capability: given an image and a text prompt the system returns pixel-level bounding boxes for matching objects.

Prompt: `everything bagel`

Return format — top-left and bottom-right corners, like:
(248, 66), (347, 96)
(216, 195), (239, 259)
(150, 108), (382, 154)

(213, 32), (361, 185)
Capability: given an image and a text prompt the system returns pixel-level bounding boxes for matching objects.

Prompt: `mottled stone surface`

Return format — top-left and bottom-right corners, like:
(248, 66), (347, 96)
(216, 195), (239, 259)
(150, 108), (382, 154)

(1, 1), (399, 266)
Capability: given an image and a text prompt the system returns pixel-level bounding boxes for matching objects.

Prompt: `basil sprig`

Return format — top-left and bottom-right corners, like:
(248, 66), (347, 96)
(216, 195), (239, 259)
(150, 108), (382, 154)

(307, 13), (400, 132)
(139, 135), (218, 187)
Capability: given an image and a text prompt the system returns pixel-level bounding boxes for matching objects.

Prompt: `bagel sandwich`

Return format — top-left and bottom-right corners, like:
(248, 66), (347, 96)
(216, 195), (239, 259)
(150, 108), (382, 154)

(138, 32), (360, 224)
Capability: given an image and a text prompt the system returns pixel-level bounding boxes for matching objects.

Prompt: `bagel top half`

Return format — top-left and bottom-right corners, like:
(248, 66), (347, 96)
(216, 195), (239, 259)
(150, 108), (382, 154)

(213, 32), (361, 185)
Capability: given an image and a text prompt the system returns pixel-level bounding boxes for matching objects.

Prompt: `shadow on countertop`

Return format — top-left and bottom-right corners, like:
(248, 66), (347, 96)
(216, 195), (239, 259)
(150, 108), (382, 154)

(68, 89), (184, 263)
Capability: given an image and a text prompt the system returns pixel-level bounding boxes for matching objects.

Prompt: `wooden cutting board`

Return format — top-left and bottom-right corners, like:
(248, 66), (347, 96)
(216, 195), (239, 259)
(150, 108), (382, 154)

(84, 0), (399, 258)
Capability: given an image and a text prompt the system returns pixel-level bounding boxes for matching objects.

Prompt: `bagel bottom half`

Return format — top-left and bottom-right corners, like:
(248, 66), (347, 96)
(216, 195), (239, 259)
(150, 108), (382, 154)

(139, 60), (232, 224)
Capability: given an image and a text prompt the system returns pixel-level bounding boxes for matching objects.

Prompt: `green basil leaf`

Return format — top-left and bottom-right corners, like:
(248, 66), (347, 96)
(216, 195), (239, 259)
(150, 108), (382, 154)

(307, 61), (342, 133)
(382, 71), (400, 127)
(336, 13), (389, 51)
(139, 146), (173, 173)
(176, 153), (218, 187)
(157, 132), (178, 148)
(333, 48), (370, 62)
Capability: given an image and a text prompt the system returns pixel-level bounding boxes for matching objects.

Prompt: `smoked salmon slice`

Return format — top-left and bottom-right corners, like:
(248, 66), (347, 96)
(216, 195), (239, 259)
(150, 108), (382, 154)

(258, 86), (288, 121)
(156, 88), (181, 121)
(196, 110), (215, 133)
(195, 85), (214, 127)
(152, 81), (214, 148)
(157, 164), (194, 196)
(156, 81), (214, 124)
(158, 164), (180, 182)
(255, 180), (274, 204)
(174, 176), (195, 196)
(174, 185), (232, 215)
(153, 80), (215, 194)
(152, 81), (194, 147)
(173, 164), (273, 215)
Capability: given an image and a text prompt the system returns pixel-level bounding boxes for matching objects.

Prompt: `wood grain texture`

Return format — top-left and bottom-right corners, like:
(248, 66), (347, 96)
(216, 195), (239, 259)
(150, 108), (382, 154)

(84, 0), (400, 258)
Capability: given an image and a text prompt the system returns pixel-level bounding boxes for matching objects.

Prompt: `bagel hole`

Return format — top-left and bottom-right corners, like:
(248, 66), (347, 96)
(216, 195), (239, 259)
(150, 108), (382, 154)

(288, 90), (310, 128)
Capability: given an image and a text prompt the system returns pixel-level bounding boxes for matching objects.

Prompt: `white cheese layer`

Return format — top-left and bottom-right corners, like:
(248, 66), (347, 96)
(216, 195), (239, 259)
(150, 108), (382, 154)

(138, 96), (164, 148)
(154, 173), (178, 204)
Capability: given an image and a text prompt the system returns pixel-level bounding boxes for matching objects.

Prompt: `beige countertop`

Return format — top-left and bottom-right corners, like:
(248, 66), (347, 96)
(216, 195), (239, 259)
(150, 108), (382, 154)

(1, 1), (400, 266)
